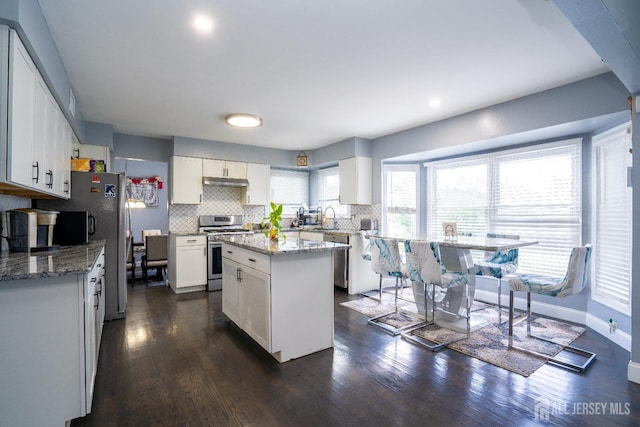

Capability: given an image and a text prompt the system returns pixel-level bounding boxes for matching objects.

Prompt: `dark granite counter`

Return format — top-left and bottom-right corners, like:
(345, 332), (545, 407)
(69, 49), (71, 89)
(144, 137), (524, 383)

(0, 240), (106, 281)
(218, 234), (350, 256)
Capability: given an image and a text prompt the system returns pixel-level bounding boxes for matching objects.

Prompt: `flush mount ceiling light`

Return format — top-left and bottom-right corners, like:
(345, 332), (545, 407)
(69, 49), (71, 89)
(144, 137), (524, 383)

(225, 113), (263, 128)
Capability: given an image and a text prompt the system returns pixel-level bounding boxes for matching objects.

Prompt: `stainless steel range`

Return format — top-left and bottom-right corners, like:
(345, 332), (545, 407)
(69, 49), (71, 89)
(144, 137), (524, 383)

(199, 215), (253, 291)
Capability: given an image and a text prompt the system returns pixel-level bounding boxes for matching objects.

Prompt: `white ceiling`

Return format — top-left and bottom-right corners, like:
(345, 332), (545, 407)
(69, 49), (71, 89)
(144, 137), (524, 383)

(37, 0), (609, 151)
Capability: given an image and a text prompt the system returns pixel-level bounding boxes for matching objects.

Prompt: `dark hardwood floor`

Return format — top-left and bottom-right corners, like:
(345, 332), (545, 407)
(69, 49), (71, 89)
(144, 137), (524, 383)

(72, 284), (640, 426)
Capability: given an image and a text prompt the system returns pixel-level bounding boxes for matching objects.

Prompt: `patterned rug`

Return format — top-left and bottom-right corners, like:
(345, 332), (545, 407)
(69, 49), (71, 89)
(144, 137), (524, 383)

(340, 297), (586, 377)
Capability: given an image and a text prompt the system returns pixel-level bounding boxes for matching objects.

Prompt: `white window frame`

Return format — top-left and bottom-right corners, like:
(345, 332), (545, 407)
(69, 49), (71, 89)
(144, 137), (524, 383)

(591, 122), (632, 315)
(382, 164), (420, 238)
(318, 166), (349, 217)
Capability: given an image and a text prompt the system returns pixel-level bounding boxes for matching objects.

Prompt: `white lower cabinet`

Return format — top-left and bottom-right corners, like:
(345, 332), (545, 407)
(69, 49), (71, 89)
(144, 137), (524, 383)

(0, 245), (105, 425)
(169, 234), (207, 293)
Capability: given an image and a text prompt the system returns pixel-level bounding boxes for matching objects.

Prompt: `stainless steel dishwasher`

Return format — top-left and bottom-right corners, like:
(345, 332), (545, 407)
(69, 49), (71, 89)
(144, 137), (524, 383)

(323, 232), (349, 289)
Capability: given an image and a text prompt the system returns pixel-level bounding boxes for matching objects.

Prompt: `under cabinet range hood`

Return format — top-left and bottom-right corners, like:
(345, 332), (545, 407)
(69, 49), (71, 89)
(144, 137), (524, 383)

(202, 176), (249, 187)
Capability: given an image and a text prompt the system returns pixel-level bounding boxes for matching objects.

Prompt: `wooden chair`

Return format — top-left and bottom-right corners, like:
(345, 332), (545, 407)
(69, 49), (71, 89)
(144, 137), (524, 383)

(141, 234), (168, 284)
(126, 235), (135, 285)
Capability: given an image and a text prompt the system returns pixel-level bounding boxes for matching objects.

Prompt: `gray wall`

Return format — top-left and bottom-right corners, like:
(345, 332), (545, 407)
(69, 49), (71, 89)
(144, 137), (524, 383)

(112, 158), (169, 243)
(370, 73), (629, 204)
(0, 0), (85, 141)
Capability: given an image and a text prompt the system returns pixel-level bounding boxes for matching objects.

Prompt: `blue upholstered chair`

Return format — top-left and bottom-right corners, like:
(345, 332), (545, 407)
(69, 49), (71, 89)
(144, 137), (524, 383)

(402, 239), (471, 350)
(367, 237), (409, 335)
(475, 233), (520, 322)
(507, 245), (595, 372)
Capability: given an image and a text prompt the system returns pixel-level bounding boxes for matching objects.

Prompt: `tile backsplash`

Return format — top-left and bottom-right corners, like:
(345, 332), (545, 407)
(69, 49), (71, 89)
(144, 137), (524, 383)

(169, 186), (381, 234)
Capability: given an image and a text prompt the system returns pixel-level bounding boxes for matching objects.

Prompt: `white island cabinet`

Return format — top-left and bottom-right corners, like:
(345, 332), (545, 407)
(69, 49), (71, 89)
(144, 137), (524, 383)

(0, 242), (106, 426)
(221, 235), (349, 362)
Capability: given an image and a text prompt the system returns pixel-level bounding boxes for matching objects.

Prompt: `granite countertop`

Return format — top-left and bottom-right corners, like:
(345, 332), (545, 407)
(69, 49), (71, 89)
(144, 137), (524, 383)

(282, 227), (373, 237)
(217, 234), (350, 256)
(0, 240), (106, 281)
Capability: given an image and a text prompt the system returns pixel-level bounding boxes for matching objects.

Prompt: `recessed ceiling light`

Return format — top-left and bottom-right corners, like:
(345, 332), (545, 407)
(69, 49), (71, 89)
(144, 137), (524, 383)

(225, 113), (263, 128)
(193, 14), (214, 34)
(429, 98), (442, 108)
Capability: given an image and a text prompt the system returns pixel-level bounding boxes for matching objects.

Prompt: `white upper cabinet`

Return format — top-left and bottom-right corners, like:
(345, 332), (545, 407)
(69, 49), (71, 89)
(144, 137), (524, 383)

(203, 159), (247, 179)
(170, 156), (203, 204)
(242, 163), (270, 206)
(72, 142), (111, 173)
(8, 31), (38, 189)
(339, 156), (372, 205)
(5, 28), (72, 199)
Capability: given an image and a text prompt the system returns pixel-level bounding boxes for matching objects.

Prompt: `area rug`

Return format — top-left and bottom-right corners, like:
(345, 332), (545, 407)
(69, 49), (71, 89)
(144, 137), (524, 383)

(340, 297), (586, 377)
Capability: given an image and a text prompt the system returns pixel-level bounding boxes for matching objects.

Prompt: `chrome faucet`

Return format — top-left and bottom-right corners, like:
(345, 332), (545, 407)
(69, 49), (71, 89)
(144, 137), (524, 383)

(324, 206), (337, 229)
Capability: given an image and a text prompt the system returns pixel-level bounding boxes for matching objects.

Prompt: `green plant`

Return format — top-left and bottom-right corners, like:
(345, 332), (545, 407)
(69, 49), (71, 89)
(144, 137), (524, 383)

(262, 202), (284, 240)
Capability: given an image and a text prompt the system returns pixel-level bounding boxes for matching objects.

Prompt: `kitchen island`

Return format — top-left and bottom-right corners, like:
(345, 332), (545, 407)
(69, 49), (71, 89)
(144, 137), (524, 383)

(218, 234), (350, 362)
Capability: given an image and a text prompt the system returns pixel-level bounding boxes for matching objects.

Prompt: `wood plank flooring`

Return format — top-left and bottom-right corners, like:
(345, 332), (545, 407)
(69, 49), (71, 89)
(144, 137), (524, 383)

(72, 285), (640, 426)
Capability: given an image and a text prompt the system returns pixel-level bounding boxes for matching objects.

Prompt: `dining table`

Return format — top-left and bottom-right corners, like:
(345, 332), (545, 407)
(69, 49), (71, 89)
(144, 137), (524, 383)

(430, 235), (539, 330)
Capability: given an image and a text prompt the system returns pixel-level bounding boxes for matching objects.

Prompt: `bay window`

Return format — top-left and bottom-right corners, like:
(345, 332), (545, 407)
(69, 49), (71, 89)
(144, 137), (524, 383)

(383, 164), (419, 239)
(426, 139), (582, 277)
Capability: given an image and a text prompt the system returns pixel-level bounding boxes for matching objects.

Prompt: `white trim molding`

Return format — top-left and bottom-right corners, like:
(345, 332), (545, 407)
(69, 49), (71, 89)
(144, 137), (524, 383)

(585, 313), (631, 352)
(628, 361), (640, 385)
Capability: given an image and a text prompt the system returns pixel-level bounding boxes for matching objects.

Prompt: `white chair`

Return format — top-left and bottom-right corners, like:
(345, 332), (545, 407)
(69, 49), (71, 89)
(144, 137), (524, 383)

(508, 245), (595, 372)
(367, 237), (409, 335)
(402, 240), (471, 351)
(475, 233), (520, 323)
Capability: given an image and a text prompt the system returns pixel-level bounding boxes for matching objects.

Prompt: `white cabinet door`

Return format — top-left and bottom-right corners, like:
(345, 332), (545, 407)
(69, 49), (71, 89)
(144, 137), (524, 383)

(241, 266), (271, 351)
(175, 244), (207, 288)
(170, 156), (203, 204)
(339, 156), (372, 205)
(8, 32), (37, 188)
(55, 118), (72, 198)
(243, 163), (270, 205)
(225, 161), (247, 179)
(203, 159), (247, 179)
(222, 257), (242, 326)
(202, 159), (225, 177)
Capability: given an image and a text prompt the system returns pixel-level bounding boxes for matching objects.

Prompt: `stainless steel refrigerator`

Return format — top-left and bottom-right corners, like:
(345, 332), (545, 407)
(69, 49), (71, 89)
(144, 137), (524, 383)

(36, 171), (128, 320)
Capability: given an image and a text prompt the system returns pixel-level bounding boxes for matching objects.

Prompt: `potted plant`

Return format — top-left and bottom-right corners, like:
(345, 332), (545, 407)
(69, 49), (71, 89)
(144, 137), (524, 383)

(262, 202), (284, 241)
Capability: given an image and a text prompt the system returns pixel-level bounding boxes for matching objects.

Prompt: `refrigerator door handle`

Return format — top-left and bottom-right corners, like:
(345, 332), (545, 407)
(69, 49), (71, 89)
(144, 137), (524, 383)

(88, 214), (96, 236)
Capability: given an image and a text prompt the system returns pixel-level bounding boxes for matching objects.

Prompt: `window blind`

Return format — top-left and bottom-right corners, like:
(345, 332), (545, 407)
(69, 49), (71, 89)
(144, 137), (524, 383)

(426, 139), (582, 276)
(384, 165), (419, 239)
(270, 168), (309, 214)
(592, 122), (632, 314)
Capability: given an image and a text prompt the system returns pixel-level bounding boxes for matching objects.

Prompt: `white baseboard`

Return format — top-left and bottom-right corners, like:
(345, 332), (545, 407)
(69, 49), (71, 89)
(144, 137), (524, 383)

(628, 361), (640, 384)
(474, 289), (631, 352)
(585, 313), (631, 351)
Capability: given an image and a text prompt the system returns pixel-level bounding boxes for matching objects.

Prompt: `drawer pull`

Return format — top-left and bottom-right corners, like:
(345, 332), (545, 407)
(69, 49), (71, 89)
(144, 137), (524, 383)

(187, 239), (197, 243)
(227, 250), (233, 254)
(248, 258), (256, 262)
